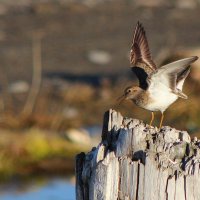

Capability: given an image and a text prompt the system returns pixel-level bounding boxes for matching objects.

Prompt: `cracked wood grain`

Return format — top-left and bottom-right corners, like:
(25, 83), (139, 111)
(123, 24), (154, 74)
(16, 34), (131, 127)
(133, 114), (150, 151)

(76, 109), (200, 200)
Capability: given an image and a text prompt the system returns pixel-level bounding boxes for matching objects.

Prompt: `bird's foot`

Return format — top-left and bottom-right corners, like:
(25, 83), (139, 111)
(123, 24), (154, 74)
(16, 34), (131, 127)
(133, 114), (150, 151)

(147, 124), (154, 129)
(154, 126), (160, 132)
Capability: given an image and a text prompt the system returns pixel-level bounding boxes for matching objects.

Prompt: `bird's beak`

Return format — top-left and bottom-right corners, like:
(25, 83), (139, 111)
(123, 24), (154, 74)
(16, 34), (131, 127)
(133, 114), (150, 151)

(117, 94), (126, 105)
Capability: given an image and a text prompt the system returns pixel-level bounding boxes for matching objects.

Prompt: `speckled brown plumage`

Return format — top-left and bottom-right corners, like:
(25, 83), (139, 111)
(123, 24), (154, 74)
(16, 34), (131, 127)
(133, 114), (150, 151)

(119, 22), (198, 128)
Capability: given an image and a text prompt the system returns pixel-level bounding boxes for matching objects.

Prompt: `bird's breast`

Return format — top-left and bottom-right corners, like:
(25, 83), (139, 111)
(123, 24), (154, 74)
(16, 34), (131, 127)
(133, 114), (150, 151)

(146, 83), (178, 112)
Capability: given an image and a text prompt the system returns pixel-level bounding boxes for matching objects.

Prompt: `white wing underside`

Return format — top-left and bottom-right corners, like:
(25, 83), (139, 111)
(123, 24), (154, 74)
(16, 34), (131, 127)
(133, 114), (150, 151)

(151, 57), (196, 90)
(145, 57), (197, 112)
(177, 79), (185, 90)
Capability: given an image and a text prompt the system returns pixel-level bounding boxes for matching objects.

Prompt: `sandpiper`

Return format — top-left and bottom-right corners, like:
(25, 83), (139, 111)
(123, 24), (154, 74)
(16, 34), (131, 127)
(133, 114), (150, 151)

(119, 22), (198, 129)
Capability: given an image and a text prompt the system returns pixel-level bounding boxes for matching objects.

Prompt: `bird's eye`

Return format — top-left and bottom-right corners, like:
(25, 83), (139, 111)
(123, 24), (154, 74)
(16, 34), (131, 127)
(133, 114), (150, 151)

(127, 89), (131, 93)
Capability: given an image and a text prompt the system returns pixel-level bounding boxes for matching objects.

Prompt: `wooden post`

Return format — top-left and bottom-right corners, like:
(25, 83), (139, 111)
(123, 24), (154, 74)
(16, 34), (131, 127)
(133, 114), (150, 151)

(76, 109), (200, 200)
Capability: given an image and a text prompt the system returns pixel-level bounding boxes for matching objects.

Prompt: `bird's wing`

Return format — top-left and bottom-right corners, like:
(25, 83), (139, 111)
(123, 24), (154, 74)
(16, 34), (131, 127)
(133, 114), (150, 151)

(130, 22), (157, 89)
(149, 56), (198, 97)
(176, 66), (191, 91)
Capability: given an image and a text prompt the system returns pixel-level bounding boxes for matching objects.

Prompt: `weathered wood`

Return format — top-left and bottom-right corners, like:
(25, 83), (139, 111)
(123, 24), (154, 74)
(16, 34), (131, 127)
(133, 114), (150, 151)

(76, 109), (200, 200)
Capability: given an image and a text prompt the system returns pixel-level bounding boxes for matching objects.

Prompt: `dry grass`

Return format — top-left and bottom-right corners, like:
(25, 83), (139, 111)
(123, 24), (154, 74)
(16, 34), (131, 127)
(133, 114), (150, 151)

(0, 77), (199, 180)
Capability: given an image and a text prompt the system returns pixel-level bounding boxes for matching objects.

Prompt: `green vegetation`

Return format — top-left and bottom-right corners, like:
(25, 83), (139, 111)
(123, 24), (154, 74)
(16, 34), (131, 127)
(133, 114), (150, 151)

(0, 128), (90, 181)
(0, 77), (199, 181)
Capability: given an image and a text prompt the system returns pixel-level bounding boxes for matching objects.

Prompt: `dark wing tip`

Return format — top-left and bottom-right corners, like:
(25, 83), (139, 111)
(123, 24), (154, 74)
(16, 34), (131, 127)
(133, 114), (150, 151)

(136, 21), (142, 27)
(187, 56), (199, 64)
(193, 56), (199, 61)
(133, 21), (145, 43)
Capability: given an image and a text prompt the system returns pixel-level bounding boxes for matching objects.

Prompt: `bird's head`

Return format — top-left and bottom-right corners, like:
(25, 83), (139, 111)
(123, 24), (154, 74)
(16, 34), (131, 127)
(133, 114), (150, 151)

(118, 86), (141, 104)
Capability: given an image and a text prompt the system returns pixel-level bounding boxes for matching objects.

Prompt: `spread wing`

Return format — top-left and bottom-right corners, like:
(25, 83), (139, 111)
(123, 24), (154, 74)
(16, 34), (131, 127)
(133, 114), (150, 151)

(130, 22), (157, 89)
(150, 56), (198, 98)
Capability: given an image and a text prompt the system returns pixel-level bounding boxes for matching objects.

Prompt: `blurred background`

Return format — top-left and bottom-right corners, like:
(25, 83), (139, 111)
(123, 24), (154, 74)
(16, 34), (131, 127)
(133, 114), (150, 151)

(0, 0), (200, 199)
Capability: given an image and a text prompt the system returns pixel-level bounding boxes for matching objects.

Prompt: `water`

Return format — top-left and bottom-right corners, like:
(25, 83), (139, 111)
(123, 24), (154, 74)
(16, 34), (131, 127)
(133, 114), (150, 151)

(0, 125), (101, 200)
(0, 177), (75, 200)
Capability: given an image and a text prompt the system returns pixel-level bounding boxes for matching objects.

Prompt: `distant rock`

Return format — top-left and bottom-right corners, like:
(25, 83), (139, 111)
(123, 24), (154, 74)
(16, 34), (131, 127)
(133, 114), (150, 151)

(8, 81), (29, 93)
(88, 50), (112, 65)
(65, 128), (91, 145)
(62, 107), (79, 118)
(84, 125), (101, 146)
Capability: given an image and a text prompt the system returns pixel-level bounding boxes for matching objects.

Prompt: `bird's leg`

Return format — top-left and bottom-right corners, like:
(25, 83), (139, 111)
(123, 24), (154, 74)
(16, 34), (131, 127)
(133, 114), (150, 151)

(159, 112), (164, 129)
(149, 112), (154, 127)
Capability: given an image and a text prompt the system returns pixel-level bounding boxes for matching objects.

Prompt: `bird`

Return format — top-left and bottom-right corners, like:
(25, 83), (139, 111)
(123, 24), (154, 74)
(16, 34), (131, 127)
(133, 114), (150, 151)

(118, 22), (198, 129)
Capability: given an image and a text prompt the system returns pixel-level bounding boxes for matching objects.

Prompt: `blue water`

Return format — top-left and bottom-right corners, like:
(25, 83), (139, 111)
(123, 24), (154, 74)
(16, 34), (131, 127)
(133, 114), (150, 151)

(0, 178), (75, 200)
